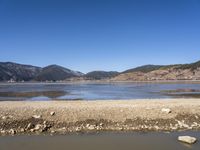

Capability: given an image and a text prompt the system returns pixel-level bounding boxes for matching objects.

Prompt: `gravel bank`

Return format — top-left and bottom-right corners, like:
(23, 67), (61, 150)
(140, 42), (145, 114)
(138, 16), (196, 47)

(0, 99), (200, 135)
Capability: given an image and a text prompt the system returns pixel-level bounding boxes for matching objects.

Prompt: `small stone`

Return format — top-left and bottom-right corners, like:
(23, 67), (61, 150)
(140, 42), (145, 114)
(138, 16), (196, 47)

(177, 120), (189, 128)
(20, 128), (25, 132)
(50, 112), (55, 116)
(26, 123), (34, 130)
(75, 127), (81, 132)
(178, 136), (197, 144)
(88, 125), (95, 130)
(34, 124), (42, 131)
(42, 124), (51, 132)
(30, 129), (35, 132)
(99, 123), (104, 126)
(9, 129), (16, 135)
(32, 115), (42, 119)
(2, 116), (8, 120)
(0, 130), (6, 134)
(154, 125), (159, 130)
(161, 108), (171, 114)
(51, 130), (55, 134)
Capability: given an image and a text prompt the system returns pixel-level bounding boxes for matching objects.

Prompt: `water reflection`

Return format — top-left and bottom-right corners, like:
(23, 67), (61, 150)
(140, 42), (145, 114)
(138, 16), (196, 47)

(0, 82), (200, 101)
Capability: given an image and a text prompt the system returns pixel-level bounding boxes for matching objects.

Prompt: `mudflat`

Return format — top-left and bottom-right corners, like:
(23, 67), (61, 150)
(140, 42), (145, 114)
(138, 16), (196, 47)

(0, 99), (200, 135)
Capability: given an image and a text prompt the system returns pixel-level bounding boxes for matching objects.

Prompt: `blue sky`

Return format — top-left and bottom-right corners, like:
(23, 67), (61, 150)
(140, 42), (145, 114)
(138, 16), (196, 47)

(0, 0), (200, 73)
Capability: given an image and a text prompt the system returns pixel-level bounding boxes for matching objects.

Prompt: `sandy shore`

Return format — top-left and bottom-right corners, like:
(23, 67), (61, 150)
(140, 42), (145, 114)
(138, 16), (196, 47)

(0, 99), (200, 135)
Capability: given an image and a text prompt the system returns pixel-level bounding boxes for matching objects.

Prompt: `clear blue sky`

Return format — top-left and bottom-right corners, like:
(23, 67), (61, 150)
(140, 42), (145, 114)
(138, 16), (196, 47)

(0, 0), (200, 73)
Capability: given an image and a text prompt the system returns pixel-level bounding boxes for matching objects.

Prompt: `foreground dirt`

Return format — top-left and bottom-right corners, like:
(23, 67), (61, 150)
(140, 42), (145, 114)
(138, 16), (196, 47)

(0, 99), (200, 135)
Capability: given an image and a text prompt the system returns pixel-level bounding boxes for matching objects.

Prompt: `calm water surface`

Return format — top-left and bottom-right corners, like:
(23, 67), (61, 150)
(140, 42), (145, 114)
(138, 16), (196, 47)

(0, 82), (200, 100)
(0, 131), (199, 150)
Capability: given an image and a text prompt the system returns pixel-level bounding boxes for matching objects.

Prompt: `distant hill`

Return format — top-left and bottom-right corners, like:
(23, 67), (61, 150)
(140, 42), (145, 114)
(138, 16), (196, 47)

(35, 65), (83, 81)
(177, 60), (200, 70)
(0, 62), (41, 81)
(0, 62), (83, 82)
(1, 60), (200, 82)
(84, 71), (119, 80)
(123, 65), (164, 73)
(112, 60), (200, 81)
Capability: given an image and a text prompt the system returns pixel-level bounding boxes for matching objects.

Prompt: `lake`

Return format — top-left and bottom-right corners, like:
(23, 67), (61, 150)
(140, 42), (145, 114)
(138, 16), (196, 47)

(0, 82), (200, 101)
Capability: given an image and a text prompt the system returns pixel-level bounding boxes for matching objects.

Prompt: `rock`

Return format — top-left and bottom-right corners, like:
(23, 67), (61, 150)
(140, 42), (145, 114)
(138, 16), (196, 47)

(75, 127), (81, 132)
(2, 116), (8, 120)
(43, 121), (47, 125)
(88, 125), (95, 130)
(2, 116), (12, 120)
(161, 108), (171, 114)
(26, 123), (34, 130)
(177, 120), (189, 128)
(42, 124), (51, 132)
(32, 115), (42, 119)
(50, 112), (55, 116)
(178, 136), (197, 144)
(34, 124), (42, 131)
(2, 115), (13, 120)
(86, 124), (96, 130)
(0, 130), (6, 134)
(9, 129), (16, 135)
(30, 129), (35, 132)
(20, 128), (25, 132)
(99, 123), (104, 126)
(51, 130), (55, 134)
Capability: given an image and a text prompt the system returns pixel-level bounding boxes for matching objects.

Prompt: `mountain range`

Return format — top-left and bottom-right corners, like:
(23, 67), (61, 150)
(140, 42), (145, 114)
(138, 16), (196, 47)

(0, 60), (200, 82)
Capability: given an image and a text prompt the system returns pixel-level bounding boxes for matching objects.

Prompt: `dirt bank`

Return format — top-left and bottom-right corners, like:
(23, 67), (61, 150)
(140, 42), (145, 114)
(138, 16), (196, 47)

(0, 99), (200, 135)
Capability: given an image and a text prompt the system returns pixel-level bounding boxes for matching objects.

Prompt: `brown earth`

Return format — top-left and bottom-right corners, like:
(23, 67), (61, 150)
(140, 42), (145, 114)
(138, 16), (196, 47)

(0, 99), (200, 135)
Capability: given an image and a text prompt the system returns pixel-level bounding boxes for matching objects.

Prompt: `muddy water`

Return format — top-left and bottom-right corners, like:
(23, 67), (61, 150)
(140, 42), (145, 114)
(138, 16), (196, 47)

(0, 132), (199, 150)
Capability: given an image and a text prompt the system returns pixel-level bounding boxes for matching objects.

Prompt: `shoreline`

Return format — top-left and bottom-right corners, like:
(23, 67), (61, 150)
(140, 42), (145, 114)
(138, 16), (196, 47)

(0, 99), (200, 135)
(1, 80), (200, 85)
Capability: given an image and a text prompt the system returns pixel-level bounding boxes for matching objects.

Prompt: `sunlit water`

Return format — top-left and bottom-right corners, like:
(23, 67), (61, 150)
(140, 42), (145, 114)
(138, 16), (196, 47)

(0, 82), (200, 101)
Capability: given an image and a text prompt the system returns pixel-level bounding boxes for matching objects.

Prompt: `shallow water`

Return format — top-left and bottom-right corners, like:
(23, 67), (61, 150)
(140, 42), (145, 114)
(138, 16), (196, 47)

(0, 131), (199, 150)
(0, 82), (200, 100)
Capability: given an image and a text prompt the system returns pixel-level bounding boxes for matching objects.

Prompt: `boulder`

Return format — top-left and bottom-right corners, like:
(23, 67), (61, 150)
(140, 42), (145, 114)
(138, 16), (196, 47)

(178, 136), (197, 144)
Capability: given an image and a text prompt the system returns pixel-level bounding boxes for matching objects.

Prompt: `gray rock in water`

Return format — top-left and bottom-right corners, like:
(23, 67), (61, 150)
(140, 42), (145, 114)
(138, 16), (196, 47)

(178, 136), (197, 144)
